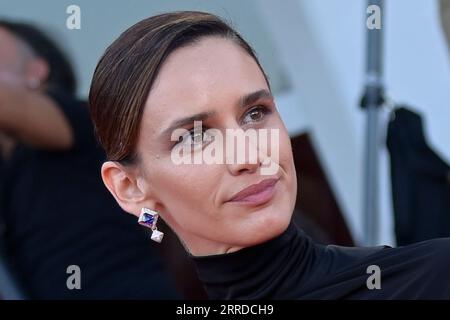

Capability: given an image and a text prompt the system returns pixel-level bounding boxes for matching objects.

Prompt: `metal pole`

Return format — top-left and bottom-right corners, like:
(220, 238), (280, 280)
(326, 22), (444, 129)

(362, 0), (384, 246)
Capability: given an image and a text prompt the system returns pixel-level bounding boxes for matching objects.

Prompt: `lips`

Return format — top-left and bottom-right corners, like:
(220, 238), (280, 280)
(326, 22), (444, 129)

(228, 178), (279, 205)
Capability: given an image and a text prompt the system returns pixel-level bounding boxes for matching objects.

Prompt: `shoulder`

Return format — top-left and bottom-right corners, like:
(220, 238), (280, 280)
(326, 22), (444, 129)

(405, 237), (450, 267)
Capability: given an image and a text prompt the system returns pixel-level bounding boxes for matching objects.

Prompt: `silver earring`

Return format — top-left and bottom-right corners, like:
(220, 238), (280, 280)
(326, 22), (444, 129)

(138, 208), (164, 243)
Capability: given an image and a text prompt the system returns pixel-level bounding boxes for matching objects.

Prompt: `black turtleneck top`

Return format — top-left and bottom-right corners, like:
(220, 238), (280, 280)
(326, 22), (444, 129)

(191, 222), (450, 299)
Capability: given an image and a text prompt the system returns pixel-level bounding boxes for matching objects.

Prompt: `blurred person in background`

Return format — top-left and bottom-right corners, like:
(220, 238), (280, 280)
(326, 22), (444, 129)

(0, 20), (180, 299)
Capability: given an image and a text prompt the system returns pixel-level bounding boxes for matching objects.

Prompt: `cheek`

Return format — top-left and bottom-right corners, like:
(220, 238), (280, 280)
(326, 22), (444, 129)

(266, 113), (294, 163)
(280, 132), (295, 167)
(270, 118), (294, 169)
(278, 129), (297, 193)
(151, 162), (222, 213)
(0, 70), (25, 87)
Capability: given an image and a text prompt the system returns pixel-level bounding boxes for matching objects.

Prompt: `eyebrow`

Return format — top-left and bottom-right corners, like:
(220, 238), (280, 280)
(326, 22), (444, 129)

(239, 89), (273, 109)
(161, 89), (273, 137)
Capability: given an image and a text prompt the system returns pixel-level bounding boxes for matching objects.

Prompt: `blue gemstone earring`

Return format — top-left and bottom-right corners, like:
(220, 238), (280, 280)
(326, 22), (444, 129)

(138, 208), (164, 243)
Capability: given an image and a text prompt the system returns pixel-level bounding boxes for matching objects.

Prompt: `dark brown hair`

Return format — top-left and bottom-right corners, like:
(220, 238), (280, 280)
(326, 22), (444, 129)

(89, 11), (269, 164)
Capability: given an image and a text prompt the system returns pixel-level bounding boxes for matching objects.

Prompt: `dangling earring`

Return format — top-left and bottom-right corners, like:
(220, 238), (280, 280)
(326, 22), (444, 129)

(138, 208), (164, 243)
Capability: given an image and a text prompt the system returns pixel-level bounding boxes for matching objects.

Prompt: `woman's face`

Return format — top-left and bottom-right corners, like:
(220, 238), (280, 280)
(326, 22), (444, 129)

(128, 37), (297, 255)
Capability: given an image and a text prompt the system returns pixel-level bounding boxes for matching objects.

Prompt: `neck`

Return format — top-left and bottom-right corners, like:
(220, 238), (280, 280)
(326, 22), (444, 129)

(175, 227), (245, 257)
(190, 222), (307, 299)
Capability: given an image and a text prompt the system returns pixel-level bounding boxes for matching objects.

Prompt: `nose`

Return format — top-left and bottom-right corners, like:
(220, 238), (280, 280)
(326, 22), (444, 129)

(227, 157), (262, 176)
(226, 131), (263, 176)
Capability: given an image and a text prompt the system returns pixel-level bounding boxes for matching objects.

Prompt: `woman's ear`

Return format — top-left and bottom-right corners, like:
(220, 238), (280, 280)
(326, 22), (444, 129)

(101, 161), (151, 218)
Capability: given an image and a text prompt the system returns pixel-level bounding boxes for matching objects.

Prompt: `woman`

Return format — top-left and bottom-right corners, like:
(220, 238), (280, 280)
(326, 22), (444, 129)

(89, 11), (450, 299)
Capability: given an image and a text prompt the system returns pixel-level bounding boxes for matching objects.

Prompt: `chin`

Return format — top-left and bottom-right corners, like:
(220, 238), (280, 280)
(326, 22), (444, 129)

(237, 204), (293, 247)
(223, 180), (296, 247)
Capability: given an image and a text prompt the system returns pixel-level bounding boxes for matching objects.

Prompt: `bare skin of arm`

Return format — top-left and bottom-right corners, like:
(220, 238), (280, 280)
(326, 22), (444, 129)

(0, 85), (73, 151)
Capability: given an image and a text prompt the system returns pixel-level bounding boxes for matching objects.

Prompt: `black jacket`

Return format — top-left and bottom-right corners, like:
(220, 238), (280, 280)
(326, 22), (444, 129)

(192, 221), (450, 299)
(387, 106), (450, 245)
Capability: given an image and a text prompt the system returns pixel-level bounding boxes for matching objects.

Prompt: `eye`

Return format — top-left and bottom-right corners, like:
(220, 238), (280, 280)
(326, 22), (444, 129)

(176, 129), (202, 146)
(175, 127), (214, 149)
(242, 105), (272, 125)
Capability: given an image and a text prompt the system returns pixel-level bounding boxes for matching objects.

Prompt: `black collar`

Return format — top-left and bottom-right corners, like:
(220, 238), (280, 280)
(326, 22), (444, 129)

(190, 222), (317, 299)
